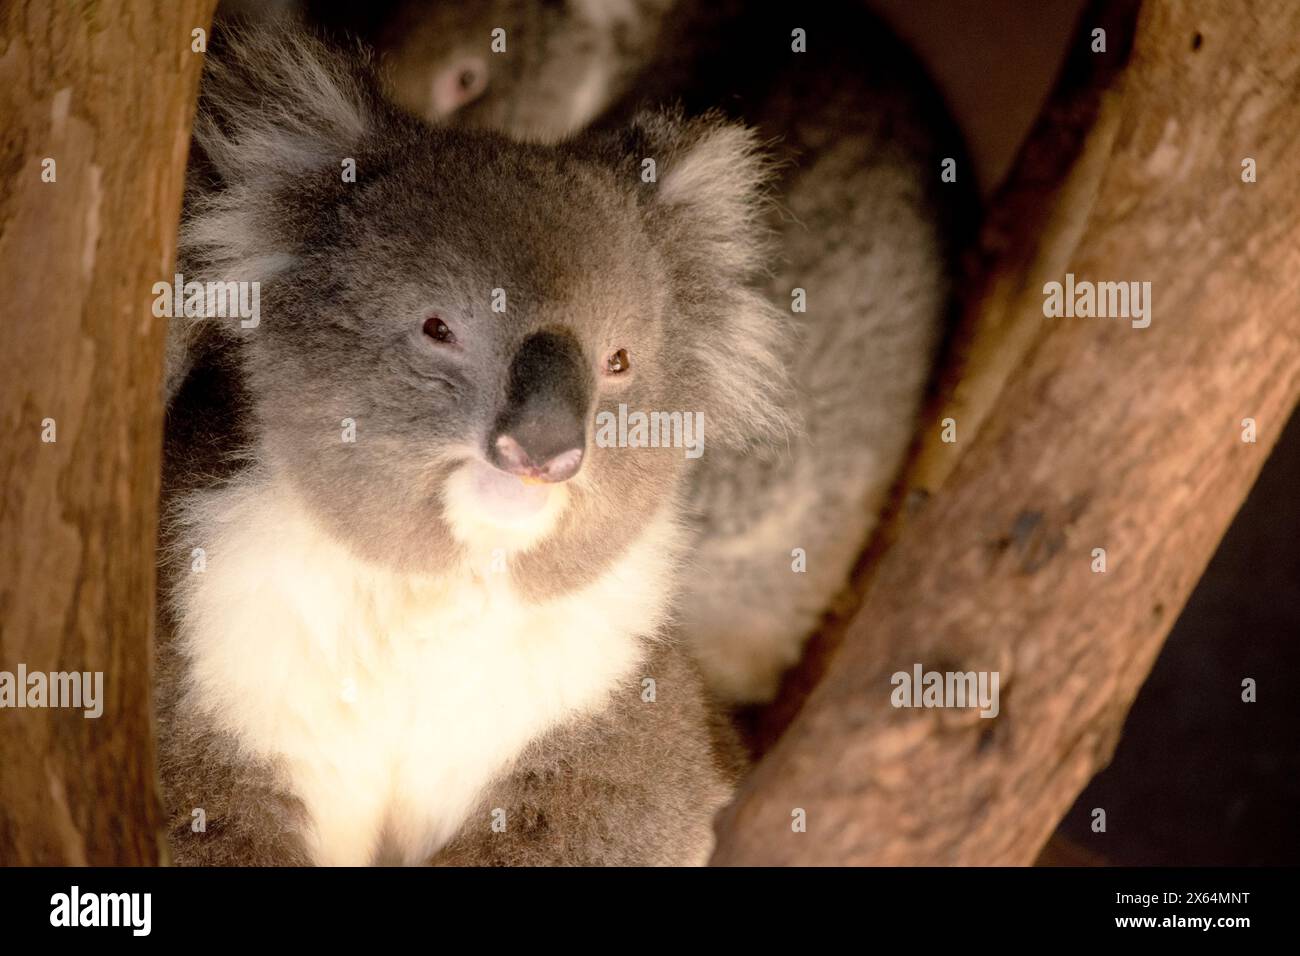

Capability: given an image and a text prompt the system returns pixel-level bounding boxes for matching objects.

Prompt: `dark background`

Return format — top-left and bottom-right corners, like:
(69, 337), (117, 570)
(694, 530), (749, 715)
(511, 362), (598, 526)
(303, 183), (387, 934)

(1056, 407), (1300, 865)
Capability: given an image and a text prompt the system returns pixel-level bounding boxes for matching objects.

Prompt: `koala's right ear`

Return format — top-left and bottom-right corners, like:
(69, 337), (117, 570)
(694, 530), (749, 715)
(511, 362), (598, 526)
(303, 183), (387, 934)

(170, 29), (379, 405)
(193, 27), (377, 186)
(181, 29), (378, 291)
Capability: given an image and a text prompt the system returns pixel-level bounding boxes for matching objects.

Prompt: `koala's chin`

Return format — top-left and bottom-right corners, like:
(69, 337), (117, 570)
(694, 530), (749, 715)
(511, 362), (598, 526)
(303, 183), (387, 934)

(441, 457), (572, 551)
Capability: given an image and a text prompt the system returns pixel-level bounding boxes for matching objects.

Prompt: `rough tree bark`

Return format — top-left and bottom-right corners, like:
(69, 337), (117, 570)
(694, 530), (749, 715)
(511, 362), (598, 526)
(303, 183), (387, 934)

(751, 0), (1143, 751)
(716, 0), (1300, 865)
(0, 0), (215, 865)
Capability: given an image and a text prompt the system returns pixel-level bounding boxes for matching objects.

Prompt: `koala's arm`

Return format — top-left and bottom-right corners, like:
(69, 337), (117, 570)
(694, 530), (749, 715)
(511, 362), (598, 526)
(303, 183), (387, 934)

(159, 724), (313, 867)
(155, 625), (313, 867)
(431, 641), (743, 867)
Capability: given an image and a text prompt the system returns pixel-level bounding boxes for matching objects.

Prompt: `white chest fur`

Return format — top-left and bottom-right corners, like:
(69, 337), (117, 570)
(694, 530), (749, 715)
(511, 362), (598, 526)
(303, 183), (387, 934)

(172, 474), (679, 865)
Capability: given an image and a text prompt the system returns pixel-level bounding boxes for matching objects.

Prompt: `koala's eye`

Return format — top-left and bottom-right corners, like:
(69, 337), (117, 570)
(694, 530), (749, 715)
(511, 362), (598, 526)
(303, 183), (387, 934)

(423, 316), (456, 344)
(438, 56), (488, 112)
(458, 64), (485, 96)
(605, 348), (631, 376)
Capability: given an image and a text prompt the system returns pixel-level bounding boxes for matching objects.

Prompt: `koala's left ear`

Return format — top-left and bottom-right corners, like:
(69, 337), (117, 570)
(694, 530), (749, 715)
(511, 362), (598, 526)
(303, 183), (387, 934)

(590, 111), (794, 448)
(620, 110), (774, 283)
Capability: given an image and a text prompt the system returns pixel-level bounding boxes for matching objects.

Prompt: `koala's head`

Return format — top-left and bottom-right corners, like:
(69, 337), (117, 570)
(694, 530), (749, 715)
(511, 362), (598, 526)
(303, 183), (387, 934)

(182, 29), (787, 595)
(376, 0), (676, 141)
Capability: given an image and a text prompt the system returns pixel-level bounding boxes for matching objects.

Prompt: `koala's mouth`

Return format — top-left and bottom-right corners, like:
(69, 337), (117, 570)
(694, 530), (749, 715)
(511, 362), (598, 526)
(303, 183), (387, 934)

(441, 457), (573, 553)
(459, 458), (554, 523)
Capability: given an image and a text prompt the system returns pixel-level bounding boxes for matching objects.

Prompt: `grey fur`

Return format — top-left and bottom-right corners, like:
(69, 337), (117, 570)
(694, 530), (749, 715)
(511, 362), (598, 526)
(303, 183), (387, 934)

(374, 0), (973, 701)
(378, 0), (679, 142)
(159, 27), (773, 865)
(428, 641), (744, 866)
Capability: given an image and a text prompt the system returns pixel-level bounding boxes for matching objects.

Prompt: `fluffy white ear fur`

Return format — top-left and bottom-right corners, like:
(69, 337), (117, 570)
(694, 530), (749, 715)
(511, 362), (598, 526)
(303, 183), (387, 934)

(181, 29), (373, 290)
(637, 113), (796, 450)
(195, 28), (373, 183)
(656, 121), (771, 276)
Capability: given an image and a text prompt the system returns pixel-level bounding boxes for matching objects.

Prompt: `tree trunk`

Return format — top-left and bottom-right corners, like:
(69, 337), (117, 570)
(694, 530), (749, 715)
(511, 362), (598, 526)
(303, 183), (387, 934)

(715, 0), (1300, 865)
(0, 0), (215, 865)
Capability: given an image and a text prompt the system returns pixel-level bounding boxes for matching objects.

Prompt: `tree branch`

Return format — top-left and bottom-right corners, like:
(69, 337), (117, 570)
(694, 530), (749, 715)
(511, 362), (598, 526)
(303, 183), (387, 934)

(0, 0), (216, 865)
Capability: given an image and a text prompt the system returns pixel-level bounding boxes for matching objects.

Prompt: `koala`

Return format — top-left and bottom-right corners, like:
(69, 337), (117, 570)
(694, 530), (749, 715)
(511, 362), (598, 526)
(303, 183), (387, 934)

(157, 27), (784, 865)
(373, 0), (974, 702)
(374, 0), (679, 142)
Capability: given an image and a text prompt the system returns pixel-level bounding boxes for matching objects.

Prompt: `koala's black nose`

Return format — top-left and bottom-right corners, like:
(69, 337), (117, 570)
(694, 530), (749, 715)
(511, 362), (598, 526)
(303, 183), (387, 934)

(488, 330), (590, 483)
